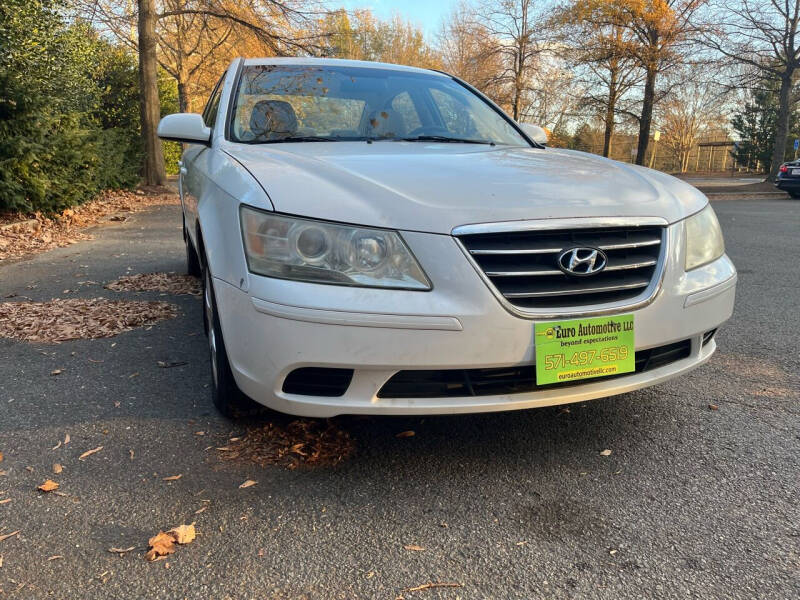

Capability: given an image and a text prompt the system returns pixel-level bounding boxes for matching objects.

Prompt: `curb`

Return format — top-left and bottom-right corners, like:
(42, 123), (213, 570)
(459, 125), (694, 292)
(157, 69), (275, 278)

(705, 191), (790, 200)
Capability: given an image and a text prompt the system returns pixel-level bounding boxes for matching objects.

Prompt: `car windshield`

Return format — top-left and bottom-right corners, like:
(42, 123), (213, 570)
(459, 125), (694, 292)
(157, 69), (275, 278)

(229, 64), (529, 146)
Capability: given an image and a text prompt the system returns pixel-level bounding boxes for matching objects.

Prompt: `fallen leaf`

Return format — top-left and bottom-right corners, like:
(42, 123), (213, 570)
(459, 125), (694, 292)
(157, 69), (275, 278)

(48, 555), (63, 561)
(79, 446), (103, 460)
(365, 571), (375, 579)
(194, 506), (207, 515)
(168, 523), (196, 544)
(0, 499), (10, 505)
(0, 554), (3, 567)
(64, 434), (70, 445)
(239, 479), (257, 489)
(38, 480), (59, 492)
(129, 449), (134, 460)
(0, 470), (6, 477)
(194, 431), (205, 436)
(396, 430), (415, 438)
(609, 549), (618, 556)
(145, 531), (175, 561)
(0, 530), (20, 542)
(0, 451), (3, 462)
(599, 449), (612, 456)
(108, 546), (136, 554)
(708, 404), (719, 410)
(52, 463), (63, 474)
(404, 544), (425, 552)
(162, 474), (182, 481)
(51, 441), (61, 450)
(50, 369), (62, 376)
(403, 582), (462, 593)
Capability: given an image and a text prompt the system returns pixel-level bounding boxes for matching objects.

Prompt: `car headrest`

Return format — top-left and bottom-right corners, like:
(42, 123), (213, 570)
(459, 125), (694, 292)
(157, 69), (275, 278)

(250, 100), (298, 139)
(366, 109), (406, 138)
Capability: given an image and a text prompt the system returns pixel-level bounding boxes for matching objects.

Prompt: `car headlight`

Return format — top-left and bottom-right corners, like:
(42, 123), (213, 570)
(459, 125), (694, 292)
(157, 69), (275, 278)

(684, 204), (725, 271)
(240, 206), (431, 290)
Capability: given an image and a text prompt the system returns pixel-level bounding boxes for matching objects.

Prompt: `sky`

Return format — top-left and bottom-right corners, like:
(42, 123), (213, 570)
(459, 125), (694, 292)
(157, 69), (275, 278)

(333, 0), (461, 37)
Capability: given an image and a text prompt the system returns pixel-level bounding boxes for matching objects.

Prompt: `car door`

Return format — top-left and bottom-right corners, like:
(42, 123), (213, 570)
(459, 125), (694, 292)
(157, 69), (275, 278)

(182, 74), (225, 235)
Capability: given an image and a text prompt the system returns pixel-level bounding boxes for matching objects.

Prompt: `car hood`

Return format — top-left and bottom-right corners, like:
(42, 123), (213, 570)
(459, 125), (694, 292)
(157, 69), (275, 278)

(223, 142), (707, 234)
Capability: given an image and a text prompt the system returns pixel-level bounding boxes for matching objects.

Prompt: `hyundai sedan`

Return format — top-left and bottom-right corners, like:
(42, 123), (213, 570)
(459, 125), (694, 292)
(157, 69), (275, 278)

(158, 57), (737, 418)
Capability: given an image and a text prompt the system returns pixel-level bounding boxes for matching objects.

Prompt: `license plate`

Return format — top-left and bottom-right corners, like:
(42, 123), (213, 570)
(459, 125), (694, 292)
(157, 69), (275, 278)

(792, 168), (800, 175)
(535, 315), (635, 385)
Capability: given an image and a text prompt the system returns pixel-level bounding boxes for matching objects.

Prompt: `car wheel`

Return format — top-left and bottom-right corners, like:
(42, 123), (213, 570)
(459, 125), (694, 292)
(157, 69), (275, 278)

(790, 191), (800, 199)
(185, 223), (202, 277)
(203, 264), (260, 418)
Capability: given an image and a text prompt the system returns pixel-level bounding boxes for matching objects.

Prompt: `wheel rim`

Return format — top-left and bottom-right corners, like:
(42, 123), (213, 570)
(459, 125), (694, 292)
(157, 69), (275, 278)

(204, 270), (218, 385)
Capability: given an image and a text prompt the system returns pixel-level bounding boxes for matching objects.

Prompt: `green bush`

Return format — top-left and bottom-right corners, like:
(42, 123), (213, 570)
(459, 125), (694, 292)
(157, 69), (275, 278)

(0, 0), (180, 213)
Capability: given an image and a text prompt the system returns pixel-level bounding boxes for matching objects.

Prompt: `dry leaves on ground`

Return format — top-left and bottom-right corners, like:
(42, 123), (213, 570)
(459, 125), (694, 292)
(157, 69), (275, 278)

(144, 524), (196, 561)
(37, 480), (59, 492)
(78, 446), (103, 460)
(404, 545), (425, 552)
(217, 419), (355, 470)
(0, 531), (20, 543)
(402, 582), (462, 593)
(0, 298), (177, 343)
(0, 188), (179, 262)
(106, 272), (201, 296)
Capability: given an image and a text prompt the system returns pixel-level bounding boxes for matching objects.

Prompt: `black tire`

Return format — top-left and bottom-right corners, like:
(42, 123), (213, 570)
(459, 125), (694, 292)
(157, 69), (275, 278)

(789, 191), (800, 199)
(203, 265), (260, 418)
(185, 224), (202, 277)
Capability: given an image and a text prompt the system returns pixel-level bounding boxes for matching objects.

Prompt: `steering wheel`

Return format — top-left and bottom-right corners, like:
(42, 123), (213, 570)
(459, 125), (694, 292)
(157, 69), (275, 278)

(407, 126), (451, 138)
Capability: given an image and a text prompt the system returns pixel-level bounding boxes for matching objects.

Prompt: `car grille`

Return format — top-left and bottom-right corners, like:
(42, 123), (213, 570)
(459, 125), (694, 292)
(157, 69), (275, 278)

(377, 339), (691, 399)
(456, 225), (665, 310)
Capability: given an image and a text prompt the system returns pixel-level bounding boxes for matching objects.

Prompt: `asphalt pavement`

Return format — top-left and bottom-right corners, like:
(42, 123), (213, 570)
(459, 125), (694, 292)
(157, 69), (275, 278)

(0, 199), (798, 599)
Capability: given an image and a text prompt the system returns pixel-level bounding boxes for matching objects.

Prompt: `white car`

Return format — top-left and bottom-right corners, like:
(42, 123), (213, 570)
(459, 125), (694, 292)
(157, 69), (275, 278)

(158, 57), (736, 418)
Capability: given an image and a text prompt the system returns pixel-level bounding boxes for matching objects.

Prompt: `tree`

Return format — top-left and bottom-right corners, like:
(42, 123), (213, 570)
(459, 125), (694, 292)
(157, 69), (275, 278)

(570, 0), (707, 165)
(439, 1), (507, 101)
(138, 0), (166, 186)
(658, 77), (727, 171)
(481, 0), (544, 121)
(731, 78), (800, 171)
(320, 9), (441, 68)
(552, 2), (640, 157)
(705, 0), (800, 179)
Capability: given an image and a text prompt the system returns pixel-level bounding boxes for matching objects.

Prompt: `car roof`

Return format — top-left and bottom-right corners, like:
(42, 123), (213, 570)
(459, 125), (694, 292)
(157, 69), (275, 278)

(240, 56), (448, 77)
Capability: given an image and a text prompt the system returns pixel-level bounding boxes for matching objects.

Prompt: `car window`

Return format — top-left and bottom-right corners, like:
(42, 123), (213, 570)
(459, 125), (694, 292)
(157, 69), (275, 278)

(202, 75), (225, 128)
(229, 65), (528, 145)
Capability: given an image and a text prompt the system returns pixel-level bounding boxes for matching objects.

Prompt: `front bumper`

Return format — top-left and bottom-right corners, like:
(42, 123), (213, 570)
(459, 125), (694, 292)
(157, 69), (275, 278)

(214, 222), (736, 417)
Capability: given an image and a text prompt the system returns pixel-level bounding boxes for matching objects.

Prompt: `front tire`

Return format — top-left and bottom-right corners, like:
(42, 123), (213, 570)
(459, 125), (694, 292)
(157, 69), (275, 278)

(203, 265), (259, 418)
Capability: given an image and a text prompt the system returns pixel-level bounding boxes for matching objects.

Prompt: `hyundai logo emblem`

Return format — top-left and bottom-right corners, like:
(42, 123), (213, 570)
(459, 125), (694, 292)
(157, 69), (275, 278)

(557, 247), (608, 276)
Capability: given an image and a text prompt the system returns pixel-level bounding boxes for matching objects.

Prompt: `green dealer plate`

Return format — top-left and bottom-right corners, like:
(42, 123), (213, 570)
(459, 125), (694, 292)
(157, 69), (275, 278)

(535, 315), (635, 385)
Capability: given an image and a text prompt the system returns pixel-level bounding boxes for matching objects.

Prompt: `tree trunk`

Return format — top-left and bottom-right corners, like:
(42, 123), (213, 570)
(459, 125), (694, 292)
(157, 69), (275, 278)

(769, 73), (793, 181)
(636, 65), (657, 166)
(178, 80), (189, 113)
(603, 79), (618, 158)
(138, 0), (166, 186)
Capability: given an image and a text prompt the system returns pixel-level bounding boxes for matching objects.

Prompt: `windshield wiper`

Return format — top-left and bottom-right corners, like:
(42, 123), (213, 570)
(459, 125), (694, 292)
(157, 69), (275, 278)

(396, 135), (496, 146)
(249, 136), (340, 144)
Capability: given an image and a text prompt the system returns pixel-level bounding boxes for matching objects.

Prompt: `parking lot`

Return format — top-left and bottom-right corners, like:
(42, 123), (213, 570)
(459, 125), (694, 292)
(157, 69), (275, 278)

(0, 198), (797, 599)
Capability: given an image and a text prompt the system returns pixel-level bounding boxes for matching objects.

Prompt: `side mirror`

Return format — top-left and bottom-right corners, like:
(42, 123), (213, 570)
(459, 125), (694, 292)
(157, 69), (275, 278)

(157, 113), (211, 145)
(518, 122), (548, 146)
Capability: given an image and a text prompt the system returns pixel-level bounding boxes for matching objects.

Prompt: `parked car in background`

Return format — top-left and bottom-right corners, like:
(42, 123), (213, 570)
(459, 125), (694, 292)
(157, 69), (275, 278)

(775, 161), (800, 197)
(158, 57), (737, 418)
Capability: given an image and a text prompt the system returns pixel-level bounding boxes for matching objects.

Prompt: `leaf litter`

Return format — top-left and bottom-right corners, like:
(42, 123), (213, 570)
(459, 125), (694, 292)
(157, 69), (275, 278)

(144, 524), (196, 561)
(0, 298), (177, 343)
(0, 188), (179, 262)
(106, 272), (201, 296)
(217, 419), (355, 470)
